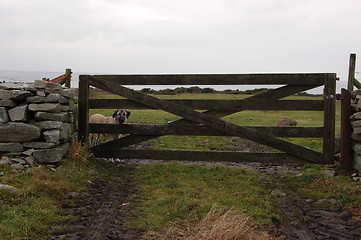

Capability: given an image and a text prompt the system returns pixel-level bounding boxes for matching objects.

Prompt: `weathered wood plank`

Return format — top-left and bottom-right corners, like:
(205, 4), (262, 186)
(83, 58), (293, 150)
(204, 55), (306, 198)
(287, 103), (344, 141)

(89, 77), (323, 163)
(91, 74), (329, 85)
(89, 99), (324, 111)
(89, 123), (323, 138)
(90, 148), (309, 164)
(322, 74), (336, 163)
(78, 75), (90, 143)
(92, 84), (323, 149)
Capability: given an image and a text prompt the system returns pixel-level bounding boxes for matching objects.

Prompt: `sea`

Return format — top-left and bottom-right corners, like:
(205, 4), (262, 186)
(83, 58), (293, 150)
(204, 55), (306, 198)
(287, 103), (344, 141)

(0, 69), (347, 94)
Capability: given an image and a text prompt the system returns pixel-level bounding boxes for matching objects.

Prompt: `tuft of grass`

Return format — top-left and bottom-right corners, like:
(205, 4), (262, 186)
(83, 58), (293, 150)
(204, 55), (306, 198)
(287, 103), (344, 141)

(147, 205), (273, 240)
(68, 140), (93, 166)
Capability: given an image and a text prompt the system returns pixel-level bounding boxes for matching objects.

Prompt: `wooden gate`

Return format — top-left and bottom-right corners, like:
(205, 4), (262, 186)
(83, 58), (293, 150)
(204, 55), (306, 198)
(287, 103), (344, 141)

(78, 73), (337, 164)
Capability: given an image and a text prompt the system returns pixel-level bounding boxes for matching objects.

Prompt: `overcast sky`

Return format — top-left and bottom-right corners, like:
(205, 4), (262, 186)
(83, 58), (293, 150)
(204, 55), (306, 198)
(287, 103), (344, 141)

(0, 0), (360, 87)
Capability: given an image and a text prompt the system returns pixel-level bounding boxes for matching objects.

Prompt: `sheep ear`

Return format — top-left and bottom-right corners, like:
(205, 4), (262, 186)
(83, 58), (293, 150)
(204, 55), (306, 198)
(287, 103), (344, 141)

(126, 110), (131, 118)
(112, 110), (117, 118)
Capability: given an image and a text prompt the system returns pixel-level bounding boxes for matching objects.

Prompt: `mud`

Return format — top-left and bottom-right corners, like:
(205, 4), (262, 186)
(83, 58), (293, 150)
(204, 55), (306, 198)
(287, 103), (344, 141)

(49, 159), (361, 240)
(49, 162), (141, 240)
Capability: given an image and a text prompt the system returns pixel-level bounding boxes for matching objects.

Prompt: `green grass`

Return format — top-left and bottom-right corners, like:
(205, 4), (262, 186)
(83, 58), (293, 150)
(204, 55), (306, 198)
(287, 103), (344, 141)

(0, 144), (95, 240)
(89, 92), (340, 152)
(125, 162), (361, 237)
(127, 162), (279, 231)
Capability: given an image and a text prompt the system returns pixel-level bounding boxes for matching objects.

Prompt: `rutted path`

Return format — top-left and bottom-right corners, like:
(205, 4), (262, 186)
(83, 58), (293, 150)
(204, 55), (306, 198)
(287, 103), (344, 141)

(50, 162), (141, 240)
(50, 159), (361, 240)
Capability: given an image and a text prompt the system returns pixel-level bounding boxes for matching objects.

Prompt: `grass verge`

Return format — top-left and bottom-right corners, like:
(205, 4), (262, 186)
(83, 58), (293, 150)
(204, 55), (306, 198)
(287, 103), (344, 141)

(126, 162), (279, 234)
(126, 162), (361, 239)
(0, 141), (94, 240)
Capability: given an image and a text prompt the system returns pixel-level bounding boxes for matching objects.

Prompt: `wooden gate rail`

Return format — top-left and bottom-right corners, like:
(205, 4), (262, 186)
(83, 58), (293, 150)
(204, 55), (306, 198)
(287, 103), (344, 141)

(78, 73), (337, 164)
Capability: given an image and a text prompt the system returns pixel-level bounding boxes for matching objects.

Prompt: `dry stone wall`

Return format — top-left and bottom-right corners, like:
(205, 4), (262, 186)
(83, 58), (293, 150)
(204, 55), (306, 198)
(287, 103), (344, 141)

(0, 80), (77, 169)
(351, 90), (361, 171)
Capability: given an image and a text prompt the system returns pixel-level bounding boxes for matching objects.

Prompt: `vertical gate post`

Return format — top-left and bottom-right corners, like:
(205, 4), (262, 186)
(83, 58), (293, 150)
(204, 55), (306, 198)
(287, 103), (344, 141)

(65, 68), (72, 88)
(323, 73), (337, 164)
(78, 75), (90, 144)
(348, 53), (356, 91)
(340, 88), (352, 169)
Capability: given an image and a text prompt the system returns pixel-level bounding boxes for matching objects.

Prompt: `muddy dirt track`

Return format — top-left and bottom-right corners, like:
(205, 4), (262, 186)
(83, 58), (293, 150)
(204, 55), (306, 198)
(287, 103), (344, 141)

(49, 159), (361, 240)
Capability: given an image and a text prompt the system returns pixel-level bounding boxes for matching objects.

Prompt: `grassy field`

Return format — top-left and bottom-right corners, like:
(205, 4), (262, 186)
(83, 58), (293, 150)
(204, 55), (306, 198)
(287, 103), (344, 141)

(90, 91), (340, 153)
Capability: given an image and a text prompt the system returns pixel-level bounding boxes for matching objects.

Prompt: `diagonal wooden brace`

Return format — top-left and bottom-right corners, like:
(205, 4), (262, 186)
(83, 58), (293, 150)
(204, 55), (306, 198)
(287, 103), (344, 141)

(90, 76), (322, 163)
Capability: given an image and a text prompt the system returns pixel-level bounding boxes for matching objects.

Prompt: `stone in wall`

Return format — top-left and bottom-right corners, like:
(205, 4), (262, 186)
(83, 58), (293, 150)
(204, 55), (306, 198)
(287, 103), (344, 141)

(33, 80), (63, 90)
(27, 93), (69, 104)
(0, 143), (24, 152)
(8, 104), (28, 122)
(0, 122), (41, 142)
(0, 107), (9, 123)
(33, 120), (63, 130)
(43, 130), (60, 143)
(34, 112), (70, 122)
(0, 89), (32, 101)
(28, 103), (63, 113)
(33, 142), (69, 163)
(0, 100), (16, 107)
(23, 141), (58, 149)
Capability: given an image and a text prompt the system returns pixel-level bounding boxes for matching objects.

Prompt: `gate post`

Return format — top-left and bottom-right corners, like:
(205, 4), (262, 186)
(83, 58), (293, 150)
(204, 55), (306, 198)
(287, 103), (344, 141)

(323, 73), (336, 163)
(78, 75), (90, 144)
(340, 88), (352, 169)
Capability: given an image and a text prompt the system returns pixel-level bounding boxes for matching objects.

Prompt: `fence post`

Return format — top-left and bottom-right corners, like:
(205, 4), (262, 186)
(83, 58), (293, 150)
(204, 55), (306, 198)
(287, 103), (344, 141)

(65, 68), (72, 88)
(348, 54), (356, 91)
(78, 75), (89, 144)
(340, 88), (352, 169)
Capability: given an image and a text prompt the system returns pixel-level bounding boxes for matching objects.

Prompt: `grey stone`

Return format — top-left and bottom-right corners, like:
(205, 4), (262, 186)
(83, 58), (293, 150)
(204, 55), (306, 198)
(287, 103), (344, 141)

(23, 141), (58, 149)
(0, 172), (4, 176)
(0, 100), (16, 107)
(0, 122), (41, 142)
(271, 189), (287, 197)
(354, 127), (361, 134)
(276, 117), (297, 127)
(0, 107), (9, 123)
(352, 120), (361, 128)
(28, 103), (63, 113)
(0, 159), (10, 165)
(36, 90), (46, 96)
(350, 112), (361, 121)
(322, 170), (336, 177)
(33, 142), (69, 163)
(352, 152), (361, 172)
(34, 112), (70, 121)
(353, 177), (361, 182)
(0, 184), (20, 194)
(33, 121), (63, 130)
(0, 143), (24, 152)
(10, 163), (24, 170)
(22, 148), (34, 156)
(60, 105), (70, 112)
(0, 90), (32, 101)
(8, 104), (28, 122)
(59, 123), (73, 140)
(27, 93), (69, 104)
(43, 129), (60, 143)
(45, 88), (77, 99)
(25, 156), (35, 165)
(34, 80), (62, 90)
(12, 158), (27, 164)
(0, 83), (24, 90)
(353, 143), (361, 155)
(351, 133), (361, 141)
